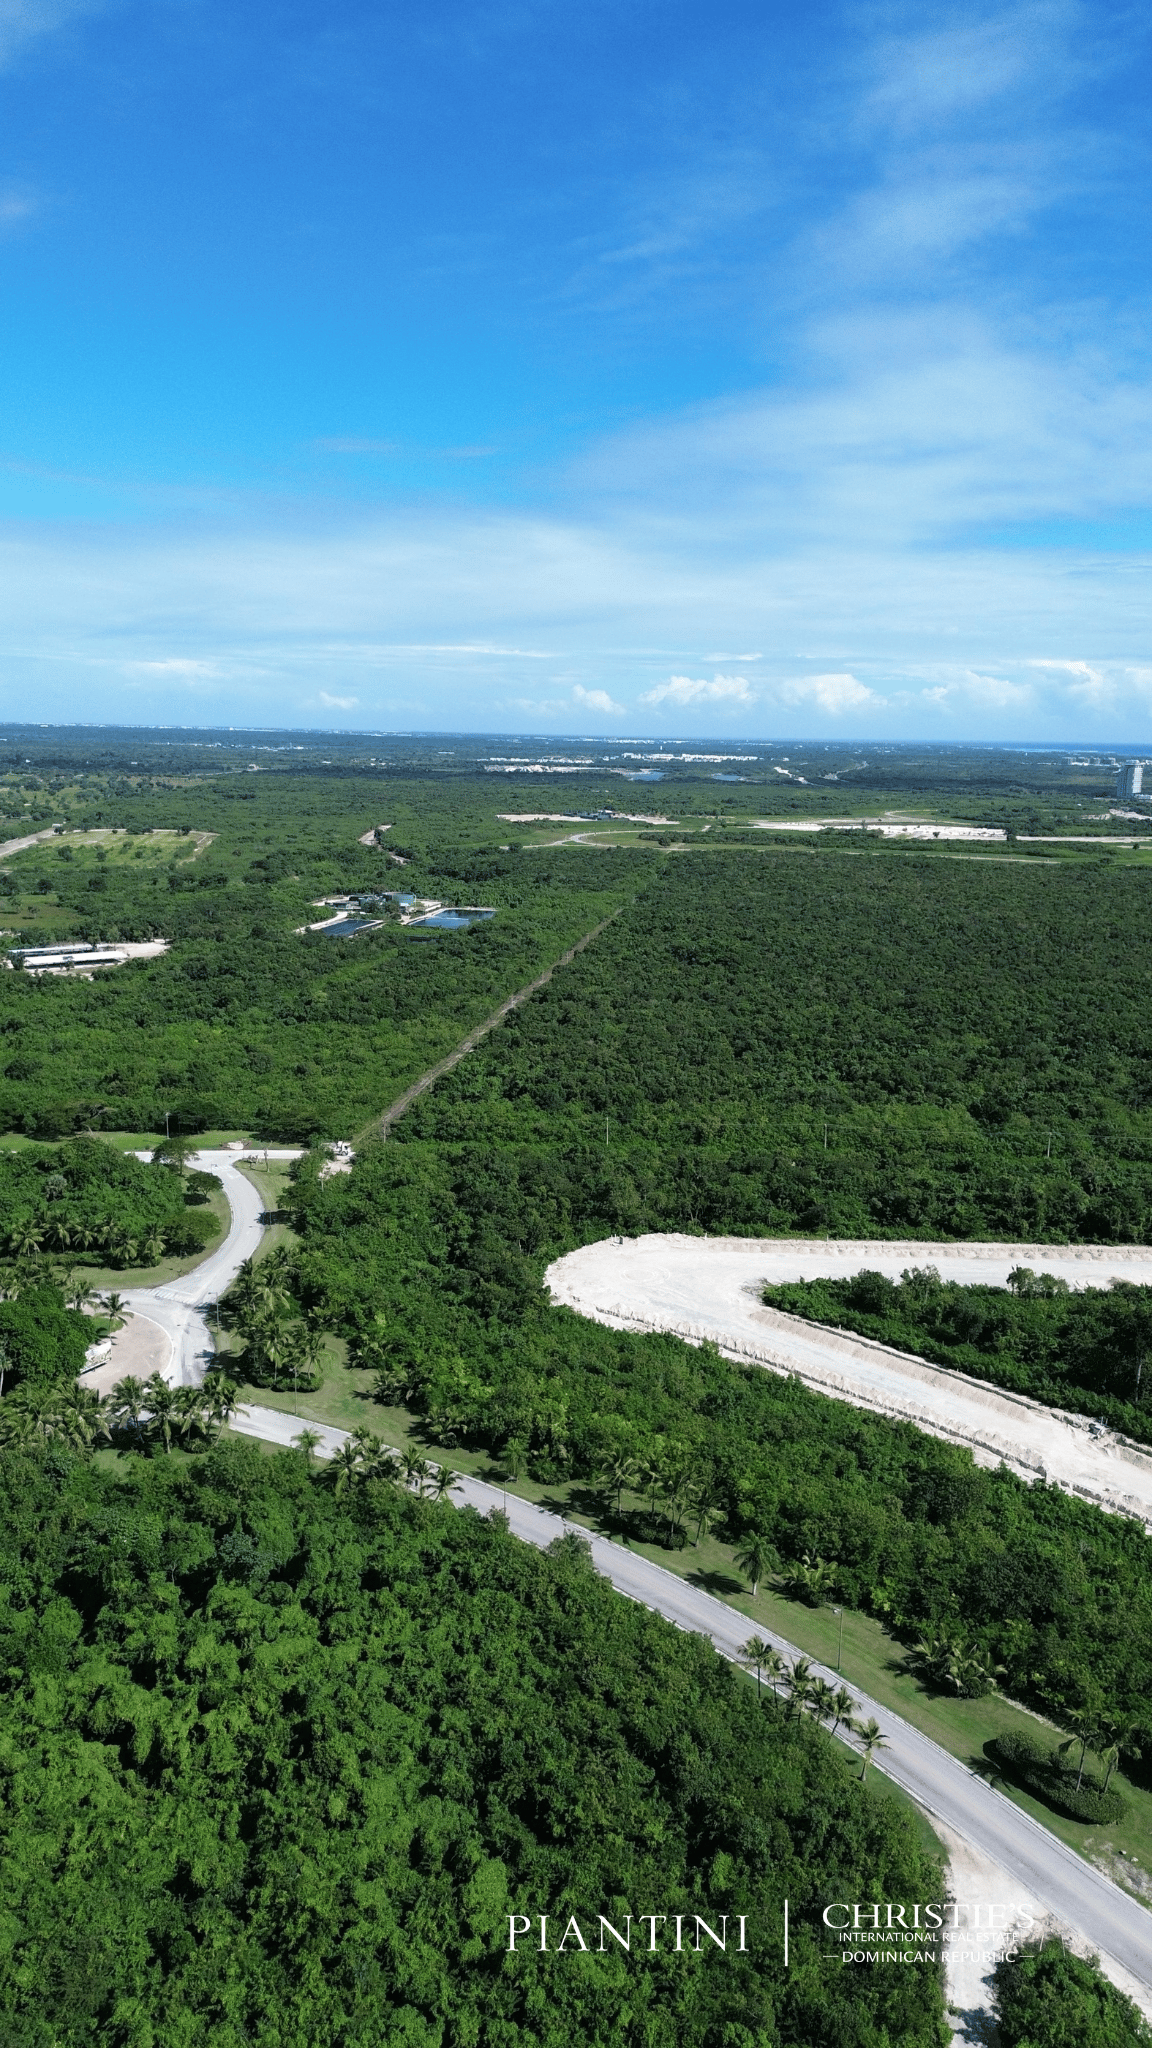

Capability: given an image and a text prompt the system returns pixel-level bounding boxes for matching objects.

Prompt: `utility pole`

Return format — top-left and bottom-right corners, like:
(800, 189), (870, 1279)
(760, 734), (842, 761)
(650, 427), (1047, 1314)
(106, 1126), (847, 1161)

(833, 1605), (845, 1671)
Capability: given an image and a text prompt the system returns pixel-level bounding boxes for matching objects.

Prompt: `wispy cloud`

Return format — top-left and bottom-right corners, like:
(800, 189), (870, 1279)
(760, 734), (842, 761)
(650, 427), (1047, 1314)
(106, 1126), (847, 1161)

(318, 690), (358, 710)
(127, 658), (217, 678)
(0, 0), (101, 67)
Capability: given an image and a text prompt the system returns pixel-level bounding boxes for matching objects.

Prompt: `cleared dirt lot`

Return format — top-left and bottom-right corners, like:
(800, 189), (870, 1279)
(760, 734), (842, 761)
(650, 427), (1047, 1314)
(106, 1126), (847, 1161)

(545, 1234), (1152, 1525)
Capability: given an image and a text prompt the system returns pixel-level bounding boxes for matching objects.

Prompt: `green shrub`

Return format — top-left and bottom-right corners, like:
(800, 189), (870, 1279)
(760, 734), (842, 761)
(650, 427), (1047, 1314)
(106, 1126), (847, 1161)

(0, 1287), (91, 1392)
(995, 1937), (1152, 2046)
(990, 1734), (1129, 1824)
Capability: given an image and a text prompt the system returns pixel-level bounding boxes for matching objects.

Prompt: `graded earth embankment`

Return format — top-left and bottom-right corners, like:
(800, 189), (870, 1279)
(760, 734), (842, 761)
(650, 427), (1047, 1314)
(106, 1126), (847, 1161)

(544, 1234), (1152, 1525)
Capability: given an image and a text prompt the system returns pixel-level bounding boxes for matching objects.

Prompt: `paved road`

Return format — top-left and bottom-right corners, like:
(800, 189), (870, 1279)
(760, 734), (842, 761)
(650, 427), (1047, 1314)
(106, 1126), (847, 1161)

(123, 1149), (301, 1384)
(138, 1166), (1152, 1993)
(546, 1234), (1152, 1525)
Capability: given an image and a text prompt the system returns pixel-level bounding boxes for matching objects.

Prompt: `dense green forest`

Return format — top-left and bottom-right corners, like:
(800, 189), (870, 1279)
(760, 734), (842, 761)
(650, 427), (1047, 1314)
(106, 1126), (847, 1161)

(0, 780), (649, 1138)
(762, 1267), (1152, 1444)
(2, 750), (1152, 2038)
(393, 849), (1152, 1243)
(0, 1439), (948, 2047)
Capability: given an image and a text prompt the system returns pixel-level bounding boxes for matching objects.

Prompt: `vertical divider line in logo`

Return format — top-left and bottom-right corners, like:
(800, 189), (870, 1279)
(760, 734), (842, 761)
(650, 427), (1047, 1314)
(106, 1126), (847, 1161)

(783, 1899), (788, 1967)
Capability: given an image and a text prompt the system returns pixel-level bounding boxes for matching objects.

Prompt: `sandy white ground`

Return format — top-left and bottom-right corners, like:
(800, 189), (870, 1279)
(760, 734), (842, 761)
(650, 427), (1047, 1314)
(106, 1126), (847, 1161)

(545, 1235), (1152, 1526)
(934, 1821), (1152, 2035)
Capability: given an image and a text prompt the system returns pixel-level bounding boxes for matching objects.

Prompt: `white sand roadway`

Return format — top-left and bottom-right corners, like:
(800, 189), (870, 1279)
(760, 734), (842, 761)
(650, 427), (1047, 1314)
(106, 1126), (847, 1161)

(545, 1234), (1152, 1525)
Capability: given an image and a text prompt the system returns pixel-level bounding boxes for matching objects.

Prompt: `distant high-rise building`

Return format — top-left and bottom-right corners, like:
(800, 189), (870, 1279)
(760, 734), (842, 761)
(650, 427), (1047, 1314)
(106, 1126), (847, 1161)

(1116, 761), (1145, 798)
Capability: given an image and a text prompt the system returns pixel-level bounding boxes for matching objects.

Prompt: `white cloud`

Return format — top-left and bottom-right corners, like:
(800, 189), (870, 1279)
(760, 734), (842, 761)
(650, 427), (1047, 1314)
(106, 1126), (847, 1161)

(571, 685), (625, 716)
(1025, 657), (1109, 701)
(640, 673), (758, 706)
(777, 674), (882, 716)
(318, 691), (358, 709)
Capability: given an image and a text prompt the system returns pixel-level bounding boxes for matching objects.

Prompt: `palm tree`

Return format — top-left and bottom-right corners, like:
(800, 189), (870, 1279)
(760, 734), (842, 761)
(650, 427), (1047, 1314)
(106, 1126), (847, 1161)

(735, 1530), (779, 1598)
(1059, 1706), (1103, 1793)
(809, 1678), (838, 1728)
(8, 1223), (42, 1257)
(429, 1464), (461, 1501)
(67, 1277), (95, 1312)
(608, 1453), (639, 1513)
(401, 1450), (432, 1496)
(1099, 1743), (1122, 1796)
(294, 1427), (322, 1465)
(784, 1656), (816, 1720)
(103, 1291), (129, 1322)
(142, 1372), (179, 1454)
(332, 1440), (363, 1496)
(172, 1385), (210, 1448)
(364, 1443), (402, 1486)
(201, 1370), (241, 1432)
(0, 1385), (101, 1451)
(762, 1647), (787, 1698)
(285, 1323), (322, 1413)
(108, 1375), (148, 1445)
(740, 1634), (771, 1696)
(779, 1552), (839, 1606)
(141, 1231), (166, 1266)
(830, 1685), (857, 1737)
(854, 1717), (889, 1781)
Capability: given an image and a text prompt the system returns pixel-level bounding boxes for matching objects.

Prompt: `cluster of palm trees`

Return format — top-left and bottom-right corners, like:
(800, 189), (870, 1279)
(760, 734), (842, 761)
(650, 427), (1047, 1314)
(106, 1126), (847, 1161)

(293, 1423), (462, 1502)
(738, 1635), (888, 1780)
(904, 1629), (1005, 1699)
(103, 1370), (241, 1452)
(589, 1450), (728, 1547)
(224, 1252), (324, 1400)
(7, 1217), (169, 1266)
(0, 1368), (241, 1453)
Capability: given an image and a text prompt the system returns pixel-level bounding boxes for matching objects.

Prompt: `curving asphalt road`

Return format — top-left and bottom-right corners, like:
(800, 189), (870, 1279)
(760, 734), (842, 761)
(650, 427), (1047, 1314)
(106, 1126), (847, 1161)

(117, 1172), (1152, 1995)
(122, 1148), (301, 1384)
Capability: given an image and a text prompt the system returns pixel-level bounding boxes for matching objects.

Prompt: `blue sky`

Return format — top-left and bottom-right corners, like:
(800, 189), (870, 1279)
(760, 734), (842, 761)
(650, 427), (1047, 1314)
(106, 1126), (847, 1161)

(1, 0), (1150, 738)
